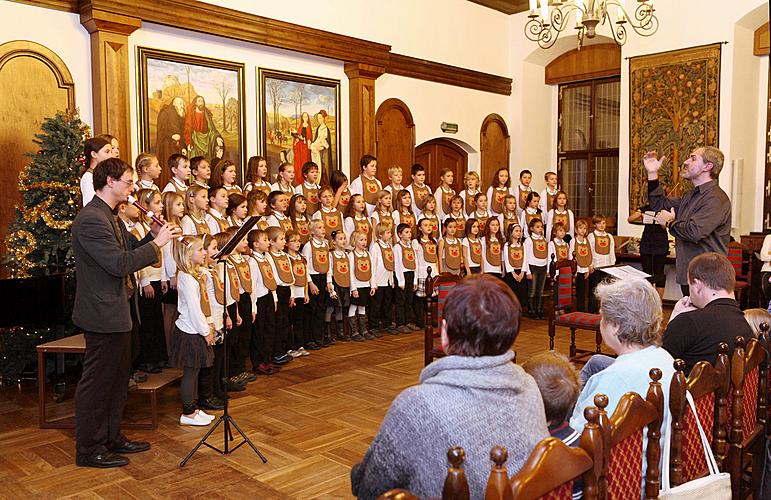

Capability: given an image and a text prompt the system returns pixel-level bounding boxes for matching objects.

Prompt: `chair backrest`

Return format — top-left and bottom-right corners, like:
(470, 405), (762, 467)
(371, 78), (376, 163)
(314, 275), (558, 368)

(551, 259), (576, 312)
(424, 269), (461, 365)
(728, 336), (767, 444)
(726, 241), (746, 277)
(596, 368), (664, 500)
(377, 490), (421, 500)
(668, 345), (729, 485)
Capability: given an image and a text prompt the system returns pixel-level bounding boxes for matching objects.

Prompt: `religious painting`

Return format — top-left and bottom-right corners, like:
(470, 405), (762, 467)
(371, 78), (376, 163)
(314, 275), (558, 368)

(258, 69), (341, 185)
(629, 44), (721, 212)
(137, 47), (246, 185)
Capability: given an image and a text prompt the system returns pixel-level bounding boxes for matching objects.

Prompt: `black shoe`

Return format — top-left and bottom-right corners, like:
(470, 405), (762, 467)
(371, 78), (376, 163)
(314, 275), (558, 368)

(335, 335), (351, 342)
(76, 452), (129, 468)
(239, 371), (257, 383)
(305, 342), (321, 351)
(226, 381), (246, 392)
(108, 440), (150, 454)
(198, 397), (224, 411)
(272, 353), (292, 364)
(132, 371), (148, 383)
(141, 364), (162, 374)
(350, 334), (365, 342)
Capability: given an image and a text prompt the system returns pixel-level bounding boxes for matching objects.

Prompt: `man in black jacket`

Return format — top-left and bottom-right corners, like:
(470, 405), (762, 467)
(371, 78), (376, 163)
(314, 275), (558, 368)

(72, 158), (178, 468)
(662, 252), (753, 375)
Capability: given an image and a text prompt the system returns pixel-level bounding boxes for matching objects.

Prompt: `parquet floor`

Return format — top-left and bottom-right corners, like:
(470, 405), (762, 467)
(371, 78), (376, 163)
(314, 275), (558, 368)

(0, 318), (611, 499)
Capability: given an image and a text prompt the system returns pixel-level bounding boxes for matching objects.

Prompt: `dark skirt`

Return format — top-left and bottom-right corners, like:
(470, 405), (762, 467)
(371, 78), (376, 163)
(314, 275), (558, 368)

(328, 283), (351, 309)
(351, 287), (370, 306)
(161, 287), (178, 305)
(170, 326), (213, 369)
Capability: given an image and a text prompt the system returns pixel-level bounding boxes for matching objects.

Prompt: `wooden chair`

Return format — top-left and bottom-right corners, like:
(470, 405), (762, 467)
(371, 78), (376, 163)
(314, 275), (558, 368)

(504, 405), (605, 500)
(594, 368), (664, 500)
(667, 345), (730, 486)
(377, 446), (470, 500)
(547, 258), (604, 364)
(423, 268), (460, 366)
(728, 241), (751, 307)
(726, 335), (769, 499)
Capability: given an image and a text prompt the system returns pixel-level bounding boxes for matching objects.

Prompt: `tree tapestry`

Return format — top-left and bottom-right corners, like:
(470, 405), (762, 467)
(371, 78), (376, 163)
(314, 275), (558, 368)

(629, 43), (721, 211)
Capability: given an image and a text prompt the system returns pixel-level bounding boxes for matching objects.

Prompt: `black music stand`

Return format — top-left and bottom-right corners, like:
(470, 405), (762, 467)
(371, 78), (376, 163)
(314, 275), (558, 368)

(180, 216), (267, 467)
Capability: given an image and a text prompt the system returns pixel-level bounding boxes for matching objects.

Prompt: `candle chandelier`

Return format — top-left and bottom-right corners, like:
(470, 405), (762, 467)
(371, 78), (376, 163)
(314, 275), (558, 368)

(525, 0), (659, 49)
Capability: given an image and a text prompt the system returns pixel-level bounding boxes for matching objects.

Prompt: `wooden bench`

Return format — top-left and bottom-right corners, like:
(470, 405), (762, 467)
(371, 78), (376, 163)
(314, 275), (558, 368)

(37, 334), (182, 430)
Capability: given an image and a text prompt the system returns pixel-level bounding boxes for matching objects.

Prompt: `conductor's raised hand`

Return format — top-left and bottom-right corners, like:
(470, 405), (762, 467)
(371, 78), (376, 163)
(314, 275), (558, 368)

(643, 151), (667, 180)
(152, 223), (181, 247)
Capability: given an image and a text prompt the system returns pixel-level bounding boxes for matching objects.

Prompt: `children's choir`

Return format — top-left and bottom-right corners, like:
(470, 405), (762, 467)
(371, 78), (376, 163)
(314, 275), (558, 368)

(99, 143), (616, 427)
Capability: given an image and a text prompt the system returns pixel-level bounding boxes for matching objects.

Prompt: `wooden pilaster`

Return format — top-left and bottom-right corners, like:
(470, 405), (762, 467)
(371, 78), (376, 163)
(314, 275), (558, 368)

(344, 62), (385, 173)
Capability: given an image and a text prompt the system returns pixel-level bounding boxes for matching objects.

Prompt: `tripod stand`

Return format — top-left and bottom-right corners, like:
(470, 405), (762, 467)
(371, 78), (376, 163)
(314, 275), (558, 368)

(180, 219), (267, 467)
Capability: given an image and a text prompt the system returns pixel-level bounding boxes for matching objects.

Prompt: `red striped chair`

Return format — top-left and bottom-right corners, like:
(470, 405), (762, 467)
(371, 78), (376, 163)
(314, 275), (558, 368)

(547, 258), (604, 364)
(667, 345), (730, 486)
(726, 335), (768, 499)
(727, 241), (750, 308)
(423, 269), (460, 366)
(596, 368), (665, 500)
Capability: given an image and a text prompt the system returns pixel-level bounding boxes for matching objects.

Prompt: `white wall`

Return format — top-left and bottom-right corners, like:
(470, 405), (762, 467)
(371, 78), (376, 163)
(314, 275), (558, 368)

(509, 0), (770, 236)
(1, 2), (93, 127)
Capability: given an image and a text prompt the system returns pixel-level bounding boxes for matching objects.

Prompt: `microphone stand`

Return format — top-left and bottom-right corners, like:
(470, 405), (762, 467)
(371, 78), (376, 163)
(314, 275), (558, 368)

(180, 216), (267, 467)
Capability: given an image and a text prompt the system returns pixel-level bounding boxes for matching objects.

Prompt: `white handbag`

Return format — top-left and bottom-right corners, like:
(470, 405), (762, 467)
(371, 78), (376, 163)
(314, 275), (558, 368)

(659, 391), (732, 499)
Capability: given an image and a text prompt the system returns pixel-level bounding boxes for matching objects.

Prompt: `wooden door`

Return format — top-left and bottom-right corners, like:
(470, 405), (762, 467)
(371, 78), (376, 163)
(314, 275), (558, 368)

(414, 139), (467, 193)
(480, 113), (510, 189)
(375, 98), (415, 186)
(0, 41), (75, 275)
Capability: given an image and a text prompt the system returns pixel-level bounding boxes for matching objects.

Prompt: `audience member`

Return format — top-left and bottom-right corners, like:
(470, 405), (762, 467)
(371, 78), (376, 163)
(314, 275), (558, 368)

(351, 275), (548, 500)
(744, 308), (771, 338)
(662, 252), (753, 375)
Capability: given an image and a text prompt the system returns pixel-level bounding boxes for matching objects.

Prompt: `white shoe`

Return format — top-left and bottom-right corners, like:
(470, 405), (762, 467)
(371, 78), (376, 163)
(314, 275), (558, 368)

(196, 410), (215, 421)
(180, 413), (210, 426)
(297, 347), (310, 356)
(287, 349), (302, 358)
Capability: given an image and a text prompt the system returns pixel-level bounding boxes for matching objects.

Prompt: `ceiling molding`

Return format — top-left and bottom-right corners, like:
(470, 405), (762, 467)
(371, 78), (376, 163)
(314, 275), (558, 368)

(387, 53), (512, 96)
(467, 0), (529, 15)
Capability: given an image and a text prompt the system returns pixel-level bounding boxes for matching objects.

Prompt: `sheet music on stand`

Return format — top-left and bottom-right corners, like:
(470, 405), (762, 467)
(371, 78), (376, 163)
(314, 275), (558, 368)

(597, 265), (651, 280)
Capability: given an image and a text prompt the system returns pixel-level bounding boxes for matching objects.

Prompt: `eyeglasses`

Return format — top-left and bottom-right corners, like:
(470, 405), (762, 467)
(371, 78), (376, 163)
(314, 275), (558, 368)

(115, 178), (134, 186)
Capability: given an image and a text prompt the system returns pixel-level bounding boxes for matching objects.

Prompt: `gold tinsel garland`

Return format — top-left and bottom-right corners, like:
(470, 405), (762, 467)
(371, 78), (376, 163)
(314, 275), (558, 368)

(6, 230), (36, 278)
(16, 163), (80, 231)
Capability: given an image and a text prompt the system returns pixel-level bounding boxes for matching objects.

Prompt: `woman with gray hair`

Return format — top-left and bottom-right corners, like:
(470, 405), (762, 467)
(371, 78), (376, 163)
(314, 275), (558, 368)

(569, 277), (675, 433)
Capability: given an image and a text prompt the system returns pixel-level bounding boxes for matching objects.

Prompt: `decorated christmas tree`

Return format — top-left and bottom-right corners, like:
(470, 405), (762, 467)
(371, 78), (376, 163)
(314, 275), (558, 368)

(4, 110), (90, 278)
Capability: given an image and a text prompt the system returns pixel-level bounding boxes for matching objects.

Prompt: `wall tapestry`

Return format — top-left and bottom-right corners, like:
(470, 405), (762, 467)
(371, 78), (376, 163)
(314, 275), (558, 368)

(137, 47), (246, 183)
(629, 43), (721, 211)
(258, 68), (340, 185)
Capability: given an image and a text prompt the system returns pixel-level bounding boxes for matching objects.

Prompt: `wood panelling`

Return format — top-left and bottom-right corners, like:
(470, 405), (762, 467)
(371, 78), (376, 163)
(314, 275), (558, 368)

(467, 0), (529, 15)
(387, 53), (512, 96)
(755, 22), (770, 56)
(375, 98), (416, 187)
(545, 43), (621, 85)
(480, 113), (510, 187)
(415, 139), (468, 193)
(10, 0), (78, 13)
(0, 41), (75, 271)
(81, 7), (140, 163)
(345, 63), (385, 173)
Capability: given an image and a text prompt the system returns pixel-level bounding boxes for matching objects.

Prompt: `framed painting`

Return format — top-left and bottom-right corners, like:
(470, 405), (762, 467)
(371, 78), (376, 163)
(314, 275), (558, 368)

(629, 43), (721, 212)
(258, 68), (341, 185)
(137, 47), (246, 185)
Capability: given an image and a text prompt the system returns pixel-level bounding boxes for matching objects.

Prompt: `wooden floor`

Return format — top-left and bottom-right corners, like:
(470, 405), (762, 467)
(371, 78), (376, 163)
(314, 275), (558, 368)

(0, 318), (610, 499)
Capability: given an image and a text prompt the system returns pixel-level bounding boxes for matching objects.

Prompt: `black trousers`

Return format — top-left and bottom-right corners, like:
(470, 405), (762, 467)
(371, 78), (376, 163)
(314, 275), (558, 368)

(588, 271), (603, 313)
(762, 272), (771, 305)
(394, 271), (415, 326)
(252, 293), (276, 366)
(575, 272), (589, 312)
(528, 265), (547, 299)
(369, 284), (394, 329)
(228, 293), (252, 376)
(641, 253), (667, 288)
(308, 274), (328, 343)
(275, 286), (291, 355)
(75, 330), (131, 460)
(137, 280), (167, 365)
(289, 299), (309, 349)
(504, 271), (528, 311)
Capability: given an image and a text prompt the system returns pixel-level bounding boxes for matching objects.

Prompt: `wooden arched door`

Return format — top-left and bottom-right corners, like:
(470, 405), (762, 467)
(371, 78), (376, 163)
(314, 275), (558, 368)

(0, 41), (76, 272)
(375, 98), (415, 186)
(480, 113), (510, 188)
(414, 139), (467, 193)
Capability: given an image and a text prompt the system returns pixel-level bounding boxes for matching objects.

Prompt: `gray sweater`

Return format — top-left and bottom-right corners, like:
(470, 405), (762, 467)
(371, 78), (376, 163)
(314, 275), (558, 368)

(350, 351), (549, 500)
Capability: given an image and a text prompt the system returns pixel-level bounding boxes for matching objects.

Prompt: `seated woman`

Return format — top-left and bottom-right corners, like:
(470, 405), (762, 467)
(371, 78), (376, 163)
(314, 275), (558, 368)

(569, 277), (675, 484)
(351, 275), (548, 500)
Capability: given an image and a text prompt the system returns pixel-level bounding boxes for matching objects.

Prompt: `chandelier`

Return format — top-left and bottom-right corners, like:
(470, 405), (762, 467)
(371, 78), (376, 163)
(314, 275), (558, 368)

(525, 0), (659, 49)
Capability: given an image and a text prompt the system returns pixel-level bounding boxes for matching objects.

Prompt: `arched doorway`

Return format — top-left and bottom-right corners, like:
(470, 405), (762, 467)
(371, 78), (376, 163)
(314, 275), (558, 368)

(414, 138), (468, 193)
(374, 98), (415, 187)
(480, 113), (510, 188)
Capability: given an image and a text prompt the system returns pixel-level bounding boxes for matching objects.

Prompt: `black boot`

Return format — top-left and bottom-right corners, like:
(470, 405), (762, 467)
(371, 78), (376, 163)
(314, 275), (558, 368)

(359, 314), (375, 340)
(349, 316), (364, 341)
(335, 319), (348, 341)
(527, 297), (536, 319)
(536, 296), (545, 320)
(322, 322), (332, 347)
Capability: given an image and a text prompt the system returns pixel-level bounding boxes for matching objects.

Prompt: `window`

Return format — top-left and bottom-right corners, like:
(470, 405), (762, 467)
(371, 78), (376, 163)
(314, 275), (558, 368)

(558, 77), (620, 228)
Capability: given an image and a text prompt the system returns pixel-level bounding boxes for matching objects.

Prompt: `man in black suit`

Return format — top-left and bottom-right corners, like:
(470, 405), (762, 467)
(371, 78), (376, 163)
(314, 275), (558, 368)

(72, 158), (178, 468)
